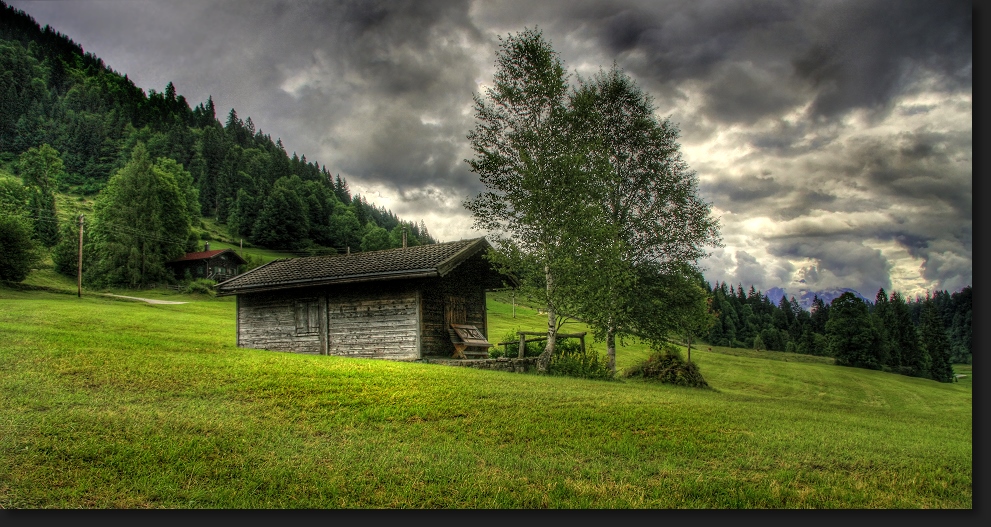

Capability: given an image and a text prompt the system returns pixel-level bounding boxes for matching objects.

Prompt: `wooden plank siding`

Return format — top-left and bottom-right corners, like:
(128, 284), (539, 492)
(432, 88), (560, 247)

(234, 250), (498, 360)
(326, 289), (419, 359)
(237, 291), (324, 354)
(419, 252), (490, 358)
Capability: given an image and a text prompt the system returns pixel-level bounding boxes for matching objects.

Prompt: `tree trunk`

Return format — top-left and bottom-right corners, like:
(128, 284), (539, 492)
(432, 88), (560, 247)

(606, 325), (616, 373)
(538, 262), (557, 372)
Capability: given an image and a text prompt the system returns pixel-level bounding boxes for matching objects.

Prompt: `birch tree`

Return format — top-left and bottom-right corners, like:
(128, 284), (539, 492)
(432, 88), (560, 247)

(465, 28), (595, 369)
(570, 67), (721, 371)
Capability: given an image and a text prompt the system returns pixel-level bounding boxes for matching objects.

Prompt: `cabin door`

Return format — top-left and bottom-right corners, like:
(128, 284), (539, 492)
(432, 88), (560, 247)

(444, 296), (467, 327)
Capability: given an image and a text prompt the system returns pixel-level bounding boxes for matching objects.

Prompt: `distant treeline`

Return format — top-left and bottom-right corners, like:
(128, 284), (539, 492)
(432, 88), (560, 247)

(705, 281), (972, 380)
(0, 1), (435, 260)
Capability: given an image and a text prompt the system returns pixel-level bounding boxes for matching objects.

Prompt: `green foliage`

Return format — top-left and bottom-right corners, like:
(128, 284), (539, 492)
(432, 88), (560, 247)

(568, 66), (720, 370)
(464, 27), (581, 361)
(623, 344), (710, 388)
(90, 143), (192, 287)
(183, 278), (216, 296)
(154, 156), (200, 221)
(919, 294), (955, 383)
(466, 29), (720, 373)
(0, 214), (38, 282)
(18, 144), (64, 246)
(51, 218), (87, 278)
(360, 222), (391, 252)
(826, 292), (882, 370)
(18, 143), (64, 192)
(0, 173), (29, 214)
(547, 338), (614, 380)
(250, 177), (308, 250)
(891, 292), (927, 378)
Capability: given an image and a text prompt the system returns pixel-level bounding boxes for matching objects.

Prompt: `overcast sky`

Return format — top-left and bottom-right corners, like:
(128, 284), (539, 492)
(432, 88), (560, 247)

(10, 0), (972, 299)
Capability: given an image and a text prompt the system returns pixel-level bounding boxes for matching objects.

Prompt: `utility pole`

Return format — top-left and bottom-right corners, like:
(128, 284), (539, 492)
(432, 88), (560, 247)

(77, 214), (84, 298)
(402, 227), (407, 248)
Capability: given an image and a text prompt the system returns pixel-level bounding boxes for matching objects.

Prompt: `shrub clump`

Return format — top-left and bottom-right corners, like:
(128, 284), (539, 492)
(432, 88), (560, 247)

(624, 344), (709, 388)
(547, 338), (614, 380)
(183, 278), (216, 296)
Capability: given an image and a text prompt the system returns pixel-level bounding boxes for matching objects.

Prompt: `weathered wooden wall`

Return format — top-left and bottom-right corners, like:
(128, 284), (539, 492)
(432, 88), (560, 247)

(236, 254), (496, 360)
(237, 291), (324, 354)
(237, 284), (421, 359)
(419, 252), (489, 357)
(326, 287), (420, 360)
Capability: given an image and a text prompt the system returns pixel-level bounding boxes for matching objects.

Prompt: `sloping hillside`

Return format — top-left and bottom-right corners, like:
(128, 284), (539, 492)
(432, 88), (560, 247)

(0, 287), (971, 508)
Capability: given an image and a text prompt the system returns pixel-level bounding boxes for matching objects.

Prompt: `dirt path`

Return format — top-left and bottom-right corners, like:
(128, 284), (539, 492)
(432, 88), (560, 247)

(102, 294), (188, 305)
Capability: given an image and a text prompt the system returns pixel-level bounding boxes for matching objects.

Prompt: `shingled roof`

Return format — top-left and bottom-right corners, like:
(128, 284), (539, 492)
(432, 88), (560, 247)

(168, 248), (247, 264)
(215, 237), (511, 296)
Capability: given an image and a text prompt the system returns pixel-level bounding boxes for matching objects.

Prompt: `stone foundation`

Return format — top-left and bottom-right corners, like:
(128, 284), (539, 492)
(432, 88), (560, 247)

(420, 356), (540, 373)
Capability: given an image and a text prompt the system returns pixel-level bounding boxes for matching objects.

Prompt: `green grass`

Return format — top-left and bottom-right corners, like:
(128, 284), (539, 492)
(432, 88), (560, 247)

(0, 286), (972, 508)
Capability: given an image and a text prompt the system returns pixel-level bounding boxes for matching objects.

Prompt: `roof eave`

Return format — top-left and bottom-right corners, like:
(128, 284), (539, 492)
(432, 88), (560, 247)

(215, 269), (440, 296)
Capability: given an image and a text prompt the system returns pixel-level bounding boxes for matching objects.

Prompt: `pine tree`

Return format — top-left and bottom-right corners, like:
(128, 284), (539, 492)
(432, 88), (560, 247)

(250, 177), (308, 250)
(871, 288), (898, 368)
(891, 292), (927, 377)
(826, 292), (882, 370)
(90, 143), (191, 287)
(919, 293), (955, 383)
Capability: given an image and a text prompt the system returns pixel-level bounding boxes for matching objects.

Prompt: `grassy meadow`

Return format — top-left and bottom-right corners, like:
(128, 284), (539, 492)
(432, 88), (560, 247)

(0, 277), (972, 508)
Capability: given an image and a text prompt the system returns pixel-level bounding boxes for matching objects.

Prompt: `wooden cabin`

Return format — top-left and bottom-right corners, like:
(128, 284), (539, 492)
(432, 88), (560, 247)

(166, 242), (248, 282)
(214, 238), (517, 360)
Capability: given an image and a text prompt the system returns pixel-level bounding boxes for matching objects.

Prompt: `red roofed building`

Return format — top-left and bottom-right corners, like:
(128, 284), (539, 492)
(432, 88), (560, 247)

(166, 242), (248, 282)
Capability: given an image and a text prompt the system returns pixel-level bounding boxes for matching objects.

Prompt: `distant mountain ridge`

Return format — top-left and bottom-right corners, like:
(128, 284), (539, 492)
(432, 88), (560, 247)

(765, 287), (871, 311)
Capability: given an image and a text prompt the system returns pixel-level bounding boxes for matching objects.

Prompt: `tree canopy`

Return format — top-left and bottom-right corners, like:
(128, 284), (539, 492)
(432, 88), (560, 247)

(90, 143), (193, 287)
(466, 28), (720, 371)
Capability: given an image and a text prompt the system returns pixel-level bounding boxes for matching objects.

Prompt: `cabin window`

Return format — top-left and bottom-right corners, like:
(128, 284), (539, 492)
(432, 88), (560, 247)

(295, 299), (321, 336)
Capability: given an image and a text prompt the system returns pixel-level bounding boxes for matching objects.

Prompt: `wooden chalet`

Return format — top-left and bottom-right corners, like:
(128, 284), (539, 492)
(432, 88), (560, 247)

(214, 238), (517, 360)
(166, 242), (247, 282)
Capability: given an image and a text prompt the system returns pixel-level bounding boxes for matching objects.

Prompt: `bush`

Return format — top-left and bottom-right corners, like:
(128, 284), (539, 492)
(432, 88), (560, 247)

(183, 278), (216, 295)
(623, 344), (709, 388)
(547, 339), (614, 380)
(0, 215), (39, 282)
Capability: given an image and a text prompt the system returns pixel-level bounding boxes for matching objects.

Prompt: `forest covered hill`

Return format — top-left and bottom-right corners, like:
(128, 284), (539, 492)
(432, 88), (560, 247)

(0, 1), (434, 264)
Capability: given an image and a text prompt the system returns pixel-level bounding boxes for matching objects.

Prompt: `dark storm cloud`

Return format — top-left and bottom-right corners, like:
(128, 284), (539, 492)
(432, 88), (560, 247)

(700, 61), (804, 125)
(869, 131), (971, 211)
(705, 172), (784, 206)
(733, 250), (767, 290)
(747, 120), (842, 157)
(8, 0), (970, 293)
(792, 1), (972, 119)
(479, 0), (970, 124)
(768, 238), (893, 295)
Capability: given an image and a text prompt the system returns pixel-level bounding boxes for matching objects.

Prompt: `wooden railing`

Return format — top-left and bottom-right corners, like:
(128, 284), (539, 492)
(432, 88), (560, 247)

(498, 331), (587, 358)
